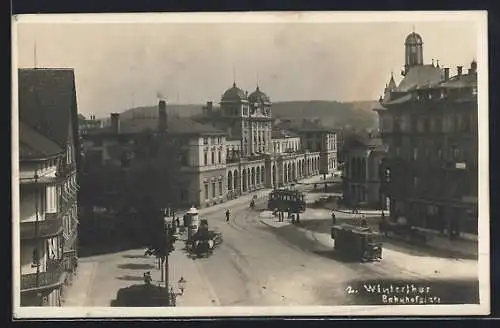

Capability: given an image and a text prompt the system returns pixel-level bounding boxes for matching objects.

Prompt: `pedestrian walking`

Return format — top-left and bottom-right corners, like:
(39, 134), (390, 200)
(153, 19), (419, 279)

(225, 209), (230, 223)
(331, 210), (337, 225)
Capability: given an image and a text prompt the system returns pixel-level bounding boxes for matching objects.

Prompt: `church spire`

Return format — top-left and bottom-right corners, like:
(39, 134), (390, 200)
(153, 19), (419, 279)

(232, 63), (236, 86)
(387, 71), (396, 91)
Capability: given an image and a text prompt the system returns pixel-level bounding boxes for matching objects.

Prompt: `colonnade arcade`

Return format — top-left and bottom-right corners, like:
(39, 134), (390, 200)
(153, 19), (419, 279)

(226, 155), (321, 193)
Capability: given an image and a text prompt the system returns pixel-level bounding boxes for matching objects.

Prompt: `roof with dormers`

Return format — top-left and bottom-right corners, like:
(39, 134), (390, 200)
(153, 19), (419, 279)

(221, 82), (248, 102)
(396, 64), (443, 92)
(379, 64), (477, 108)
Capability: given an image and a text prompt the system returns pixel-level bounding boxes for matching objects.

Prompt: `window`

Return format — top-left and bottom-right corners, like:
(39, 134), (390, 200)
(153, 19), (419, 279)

(437, 148), (443, 160)
(219, 181), (223, 196)
(424, 147), (430, 159)
(212, 182), (216, 198)
(204, 184), (209, 200)
(463, 114), (471, 132)
(218, 151), (222, 163)
(211, 151), (215, 164)
(452, 146), (460, 160)
(203, 152), (208, 166)
(412, 147), (418, 161)
(203, 138), (209, 145)
(180, 189), (187, 201)
(32, 248), (39, 266)
(413, 176), (419, 189)
(181, 151), (189, 166)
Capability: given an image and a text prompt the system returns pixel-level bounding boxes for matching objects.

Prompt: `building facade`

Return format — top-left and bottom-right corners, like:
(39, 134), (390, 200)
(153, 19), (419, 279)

(274, 118), (338, 177)
(342, 135), (388, 208)
(374, 32), (478, 238)
(18, 68), (80, 306)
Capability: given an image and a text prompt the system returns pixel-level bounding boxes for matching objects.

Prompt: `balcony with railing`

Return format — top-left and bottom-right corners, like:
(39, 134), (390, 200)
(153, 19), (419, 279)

(20, 216), (63, 241)
(56, 162), (77, 180)
(59, 191), (78, 217)
(21, 261), (65, 293)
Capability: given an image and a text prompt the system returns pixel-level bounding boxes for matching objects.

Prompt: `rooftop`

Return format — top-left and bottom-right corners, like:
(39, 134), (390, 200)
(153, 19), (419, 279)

(86, 116), (225, 137)
(19, 121), (63, 159)
(18, 68), (79, 160)
(271, 129), (300, 139)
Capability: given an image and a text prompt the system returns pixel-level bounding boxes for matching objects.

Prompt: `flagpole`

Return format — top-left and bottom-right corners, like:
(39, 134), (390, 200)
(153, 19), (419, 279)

(34, 41), (37, 69)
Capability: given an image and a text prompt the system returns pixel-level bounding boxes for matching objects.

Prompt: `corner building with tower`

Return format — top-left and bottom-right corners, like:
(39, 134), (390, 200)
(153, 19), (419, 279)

(374, 32), (478, 238)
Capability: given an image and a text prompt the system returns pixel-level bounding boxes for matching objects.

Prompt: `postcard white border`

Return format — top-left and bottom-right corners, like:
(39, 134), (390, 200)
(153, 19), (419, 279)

(12, 10), (490, 319)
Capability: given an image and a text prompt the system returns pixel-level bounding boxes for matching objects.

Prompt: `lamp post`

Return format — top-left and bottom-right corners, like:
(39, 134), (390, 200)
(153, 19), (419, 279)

(33, 169), (42, 305)
(163, 217), (170, 291)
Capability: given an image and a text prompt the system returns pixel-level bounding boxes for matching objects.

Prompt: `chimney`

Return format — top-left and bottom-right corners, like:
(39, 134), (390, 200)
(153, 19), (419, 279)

(469, 60), (477, 74)
(158, 99), (167, 133)
(457, 66), (463, 77)
(110, 113), (120, 134)
(443, 68), (450, 81)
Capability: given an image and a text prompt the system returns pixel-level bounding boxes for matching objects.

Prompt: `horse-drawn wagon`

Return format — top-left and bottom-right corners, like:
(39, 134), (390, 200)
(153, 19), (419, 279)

(186, 219), (222, 258)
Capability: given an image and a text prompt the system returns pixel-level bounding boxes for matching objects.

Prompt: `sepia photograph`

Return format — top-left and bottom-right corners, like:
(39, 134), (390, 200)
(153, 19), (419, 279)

(11, 11), (489, 318)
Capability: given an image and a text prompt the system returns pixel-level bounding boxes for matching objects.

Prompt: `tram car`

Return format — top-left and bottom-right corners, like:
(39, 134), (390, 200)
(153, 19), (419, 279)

(267, 188), (306, 213)
(331, 223), (383, 262)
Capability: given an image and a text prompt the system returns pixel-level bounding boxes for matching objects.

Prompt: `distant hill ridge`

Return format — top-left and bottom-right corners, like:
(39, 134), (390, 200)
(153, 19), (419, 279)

(106, 100), (379, 130)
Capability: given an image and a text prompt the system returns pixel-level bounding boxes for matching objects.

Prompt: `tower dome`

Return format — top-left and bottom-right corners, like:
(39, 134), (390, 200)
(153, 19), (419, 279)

(403, 31), (424, 75)
(405, 32), (423, 45)
(248, 86), (271, 104)
(221, 82), (248, 102)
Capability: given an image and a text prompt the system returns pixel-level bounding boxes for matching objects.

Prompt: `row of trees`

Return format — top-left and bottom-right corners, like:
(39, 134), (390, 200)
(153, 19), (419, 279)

(79, 130), (183, 256)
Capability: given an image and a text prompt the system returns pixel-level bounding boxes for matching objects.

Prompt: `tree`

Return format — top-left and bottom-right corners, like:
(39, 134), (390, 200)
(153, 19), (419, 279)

(125, 131), (183, 283)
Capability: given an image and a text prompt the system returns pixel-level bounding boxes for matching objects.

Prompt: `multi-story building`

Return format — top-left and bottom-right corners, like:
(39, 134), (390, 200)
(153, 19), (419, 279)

(374, 31), (478, 238)
(78, 114), (102, 136)
(341, 135), (388, 208)
(17, 68), (80, 306)
(195, 83), (330, 194)
(274, 118), (338, 177)
(82, 82), (335, 209)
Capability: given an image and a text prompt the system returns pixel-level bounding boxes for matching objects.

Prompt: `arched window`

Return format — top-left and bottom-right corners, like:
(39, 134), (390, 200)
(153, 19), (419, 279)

(413, 147), (418, 161)
(437, 148), (443, 160)
(452, 146), (460, 160)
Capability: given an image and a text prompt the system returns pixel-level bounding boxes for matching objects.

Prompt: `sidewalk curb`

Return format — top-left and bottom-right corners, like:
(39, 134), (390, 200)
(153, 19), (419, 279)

(260, 216), (477, 259)
(332, 209), (385, 216)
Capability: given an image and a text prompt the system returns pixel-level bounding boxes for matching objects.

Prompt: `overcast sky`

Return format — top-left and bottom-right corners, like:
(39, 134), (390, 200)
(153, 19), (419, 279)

(14, 13), (482, 117)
